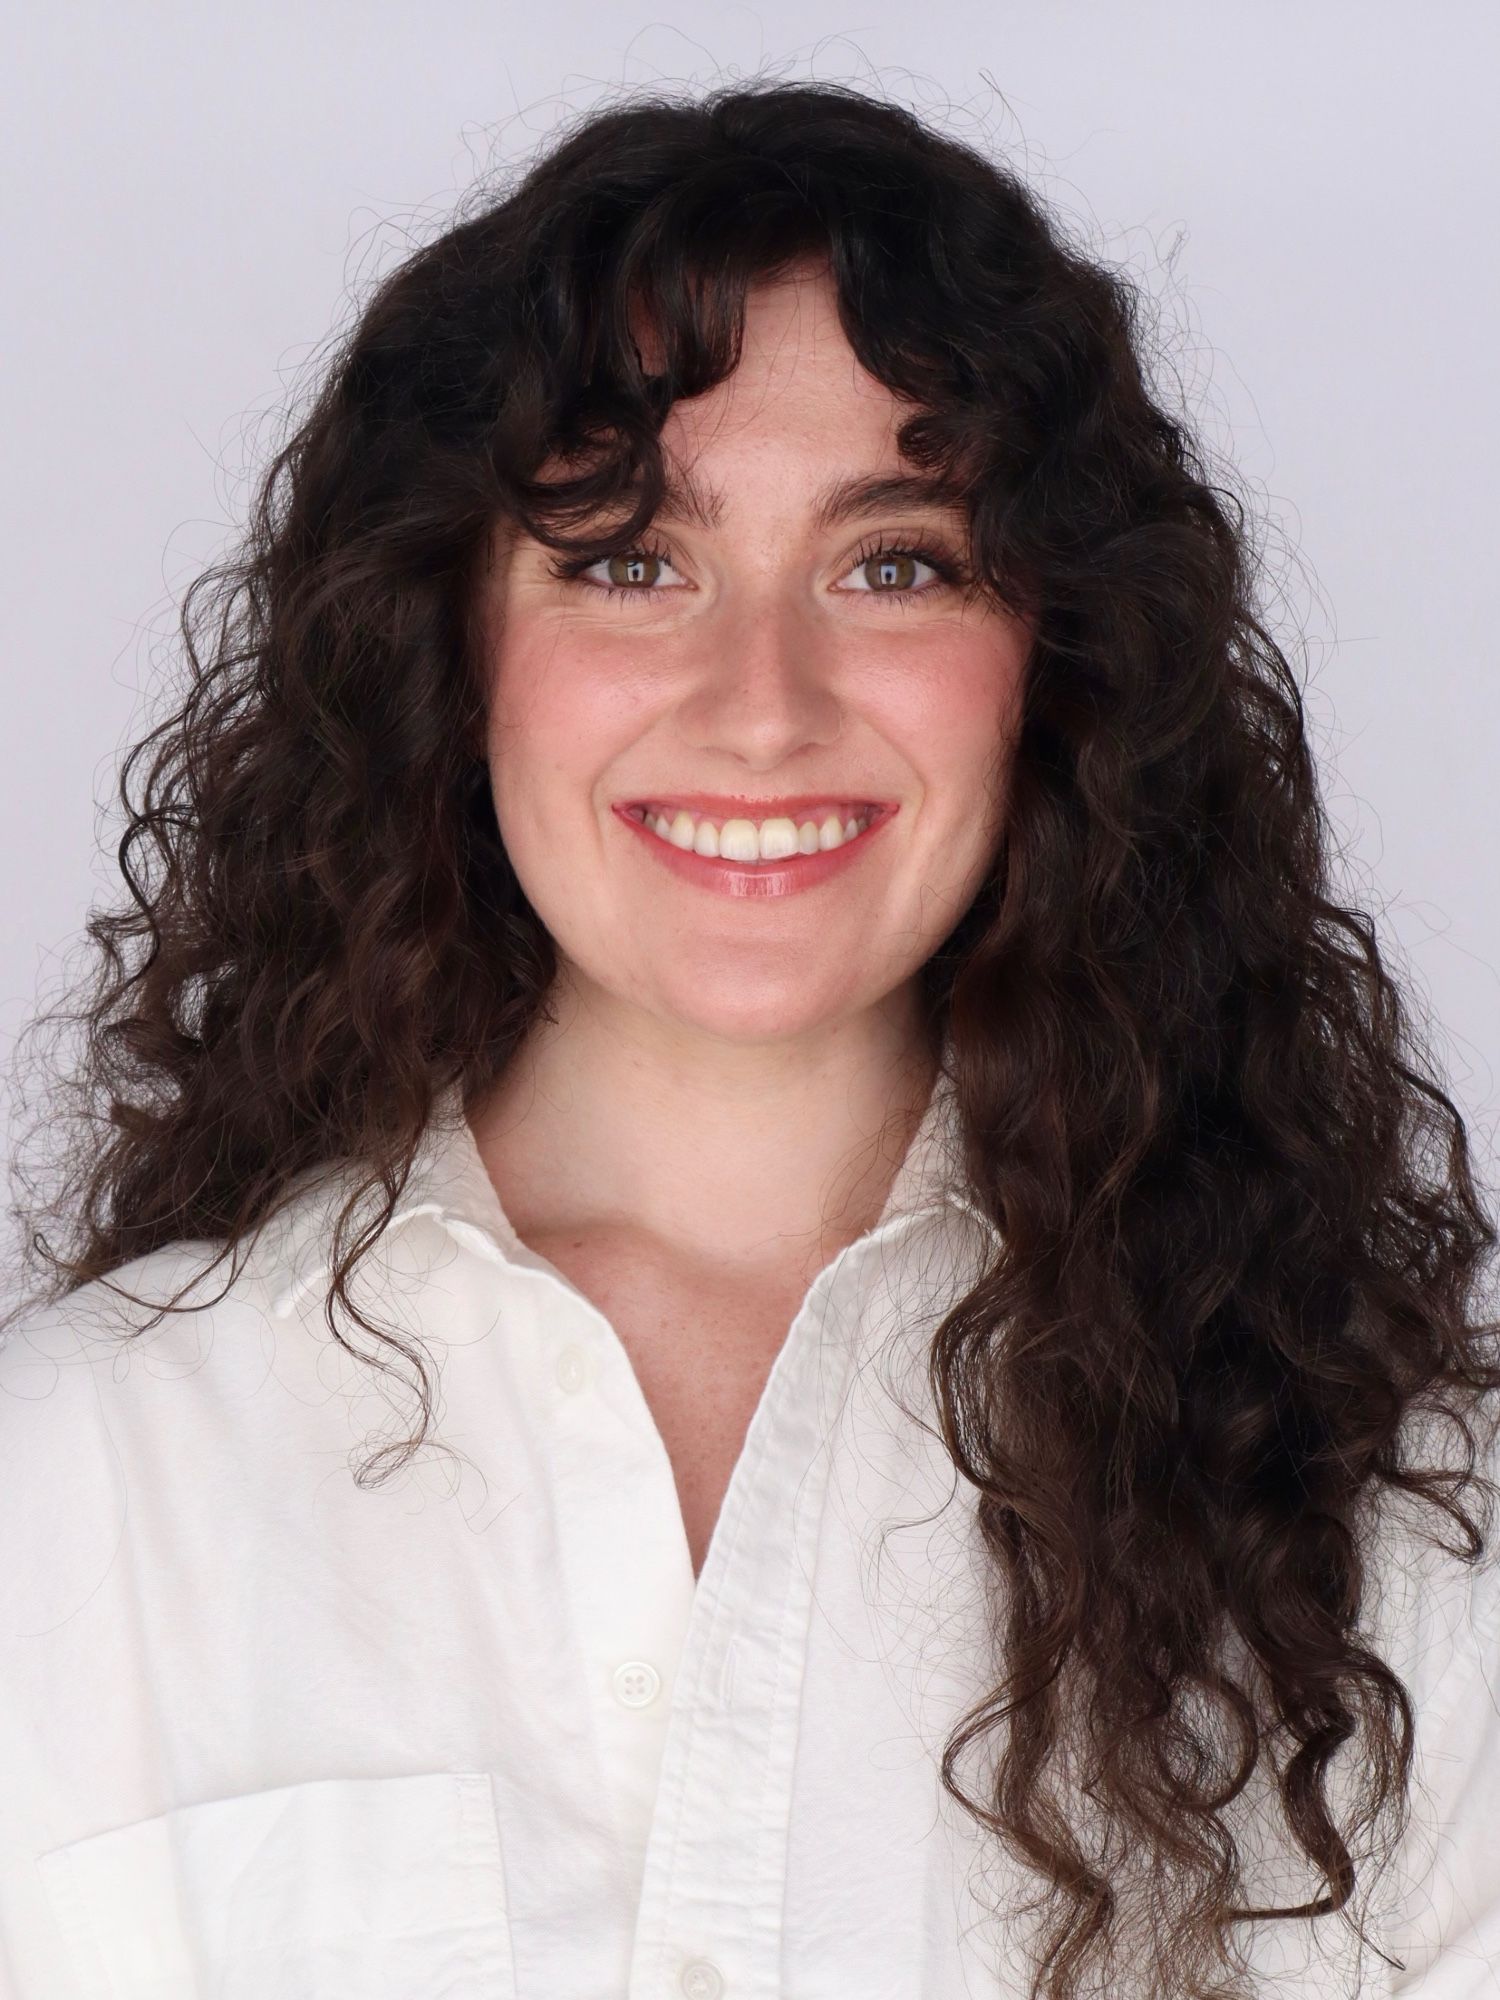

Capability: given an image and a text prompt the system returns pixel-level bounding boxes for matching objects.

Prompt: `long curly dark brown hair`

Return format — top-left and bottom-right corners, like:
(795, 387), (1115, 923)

(6, 75), (1499, 2000)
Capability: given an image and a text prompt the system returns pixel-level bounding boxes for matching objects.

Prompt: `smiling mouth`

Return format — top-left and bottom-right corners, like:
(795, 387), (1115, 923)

(625, 801), (884, 863)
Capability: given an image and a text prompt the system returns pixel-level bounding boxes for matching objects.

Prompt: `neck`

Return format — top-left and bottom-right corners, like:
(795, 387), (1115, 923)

(467, 974), (938, 1278)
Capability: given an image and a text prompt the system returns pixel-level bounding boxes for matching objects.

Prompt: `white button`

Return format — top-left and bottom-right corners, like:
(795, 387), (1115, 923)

(679, 1961), (724, 1998)
(612, 1658), (661, 1708)
(554, 1344), (588, 1393)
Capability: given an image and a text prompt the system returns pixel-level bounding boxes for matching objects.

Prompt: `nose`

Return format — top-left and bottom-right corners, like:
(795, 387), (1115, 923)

(670, 597), (844, 768)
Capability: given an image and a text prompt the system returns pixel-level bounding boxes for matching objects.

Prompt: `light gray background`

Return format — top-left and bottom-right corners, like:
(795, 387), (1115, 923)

(4, 1), (1497, 1252)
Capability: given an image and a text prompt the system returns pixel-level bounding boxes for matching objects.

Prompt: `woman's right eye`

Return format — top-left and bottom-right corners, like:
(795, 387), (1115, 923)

(546, 541), (683, 598)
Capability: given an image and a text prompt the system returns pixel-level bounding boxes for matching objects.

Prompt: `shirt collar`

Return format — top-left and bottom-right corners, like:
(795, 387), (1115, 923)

(273, 1040), (997, 1316)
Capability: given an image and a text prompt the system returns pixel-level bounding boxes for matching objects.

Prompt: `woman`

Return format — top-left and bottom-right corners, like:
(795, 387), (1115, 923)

(2, 78), (1497, 2000)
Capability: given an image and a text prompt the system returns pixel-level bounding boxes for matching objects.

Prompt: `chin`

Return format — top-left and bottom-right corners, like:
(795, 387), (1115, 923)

(644, 979), (872, 1045)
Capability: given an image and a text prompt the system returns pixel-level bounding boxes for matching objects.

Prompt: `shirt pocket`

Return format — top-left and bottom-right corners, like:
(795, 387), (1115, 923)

(34, 1770), (516, 2000)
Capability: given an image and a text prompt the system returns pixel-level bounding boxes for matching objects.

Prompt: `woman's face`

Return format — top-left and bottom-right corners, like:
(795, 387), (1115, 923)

(475, 262), (1032, 1049)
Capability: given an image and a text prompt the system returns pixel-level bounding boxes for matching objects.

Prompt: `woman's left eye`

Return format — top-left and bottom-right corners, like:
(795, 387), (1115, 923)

(839, 541), (961, 598)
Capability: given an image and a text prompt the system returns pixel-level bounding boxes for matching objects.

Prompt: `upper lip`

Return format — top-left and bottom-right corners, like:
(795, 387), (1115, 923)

(617, 792), (893, 818)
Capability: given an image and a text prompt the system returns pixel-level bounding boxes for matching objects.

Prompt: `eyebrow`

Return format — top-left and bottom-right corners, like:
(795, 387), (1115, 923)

(618, 466), (973, 534)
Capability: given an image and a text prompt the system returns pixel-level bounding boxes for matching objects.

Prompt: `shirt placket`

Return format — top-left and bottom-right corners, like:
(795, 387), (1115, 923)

(527, 1265), (701, 1869)
(625, 1241), (875, 2000)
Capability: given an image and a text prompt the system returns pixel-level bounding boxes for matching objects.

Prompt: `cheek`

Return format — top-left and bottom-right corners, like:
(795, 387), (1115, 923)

(881, 638), (1026, 821)
(486, 638), (633, 808)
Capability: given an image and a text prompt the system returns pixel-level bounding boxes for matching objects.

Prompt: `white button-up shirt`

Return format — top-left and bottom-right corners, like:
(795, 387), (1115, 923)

(2, 1065), (1498, 1997)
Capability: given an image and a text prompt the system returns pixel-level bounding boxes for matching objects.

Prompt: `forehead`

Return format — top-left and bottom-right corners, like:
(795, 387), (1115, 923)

(615, 268), (972, 528)
(470, 264), (987, 577)
(608, 462), (973, 535)
(626, 252), (842, 375)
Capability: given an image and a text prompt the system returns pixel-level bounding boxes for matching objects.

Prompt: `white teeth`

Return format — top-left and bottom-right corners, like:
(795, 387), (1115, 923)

(640, 806), (874, 862)
(725, 817), (782, 861)
(720, 816), (764, 864)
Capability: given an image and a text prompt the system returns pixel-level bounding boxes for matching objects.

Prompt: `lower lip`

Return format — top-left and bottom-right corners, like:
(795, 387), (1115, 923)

(612, 804), (896, 899)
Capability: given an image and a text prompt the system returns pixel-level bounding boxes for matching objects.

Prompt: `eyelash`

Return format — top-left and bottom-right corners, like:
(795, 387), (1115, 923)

(545, 533), (967, 607)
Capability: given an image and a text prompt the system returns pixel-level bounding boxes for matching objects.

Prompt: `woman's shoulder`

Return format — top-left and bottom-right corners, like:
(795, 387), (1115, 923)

(0, 1159), (372, 1455)
(1349, 1404), (1500, 1980)
(0, 1238), (261, 1404)
(1359, 1401), (1500, 1671)
(0, 1177), (392, 1640)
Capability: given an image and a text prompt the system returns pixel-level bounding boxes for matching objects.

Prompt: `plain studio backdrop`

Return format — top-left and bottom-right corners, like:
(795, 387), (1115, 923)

(1, 0), (1496, 1266)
